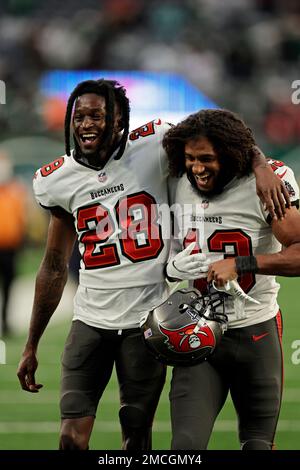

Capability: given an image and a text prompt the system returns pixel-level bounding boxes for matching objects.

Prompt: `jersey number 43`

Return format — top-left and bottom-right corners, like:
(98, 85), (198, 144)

(184, 228), (256, 293)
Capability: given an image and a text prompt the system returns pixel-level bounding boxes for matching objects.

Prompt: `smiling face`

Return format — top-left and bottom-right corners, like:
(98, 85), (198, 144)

(72, 93), (122, 161)
(185, 136), (224, 196)
(73, 93), (106, 155)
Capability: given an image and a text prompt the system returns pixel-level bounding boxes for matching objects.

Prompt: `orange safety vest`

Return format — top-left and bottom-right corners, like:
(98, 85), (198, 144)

(0, 181), (27, 249)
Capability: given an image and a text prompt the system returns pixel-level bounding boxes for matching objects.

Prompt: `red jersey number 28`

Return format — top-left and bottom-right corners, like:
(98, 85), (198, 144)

(77, 191), (164, 269)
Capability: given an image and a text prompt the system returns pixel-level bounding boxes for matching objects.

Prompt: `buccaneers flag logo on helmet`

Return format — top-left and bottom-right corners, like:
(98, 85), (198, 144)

(159, 323), (215, 354)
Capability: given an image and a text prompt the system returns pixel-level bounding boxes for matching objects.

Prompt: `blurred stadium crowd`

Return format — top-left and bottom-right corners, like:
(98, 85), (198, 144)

(0, 0), (300, 152)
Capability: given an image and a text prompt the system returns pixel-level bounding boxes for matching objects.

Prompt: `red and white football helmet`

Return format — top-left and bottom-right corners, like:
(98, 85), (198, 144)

(142, 286), (228, 366)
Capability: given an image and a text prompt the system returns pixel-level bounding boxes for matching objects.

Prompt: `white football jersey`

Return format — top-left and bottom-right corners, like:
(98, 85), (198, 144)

(169, 160), (299, 328)
(33, 119), (172, 329)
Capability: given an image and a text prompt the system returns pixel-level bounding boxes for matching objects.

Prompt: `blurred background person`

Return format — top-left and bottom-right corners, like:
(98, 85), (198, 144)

(0, 150), (27, 336)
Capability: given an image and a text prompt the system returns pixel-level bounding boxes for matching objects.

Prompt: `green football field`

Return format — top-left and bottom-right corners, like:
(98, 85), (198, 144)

(0, 277), (299, 450)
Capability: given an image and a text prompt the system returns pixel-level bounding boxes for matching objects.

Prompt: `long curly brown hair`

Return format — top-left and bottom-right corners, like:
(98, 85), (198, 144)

(163, 109), (256, 177)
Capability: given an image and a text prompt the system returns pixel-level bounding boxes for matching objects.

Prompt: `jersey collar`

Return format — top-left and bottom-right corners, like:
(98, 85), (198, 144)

(72, 143), (122, 171)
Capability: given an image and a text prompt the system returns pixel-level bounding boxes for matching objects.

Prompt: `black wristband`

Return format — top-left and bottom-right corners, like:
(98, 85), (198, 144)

(235, 256), (258, 275)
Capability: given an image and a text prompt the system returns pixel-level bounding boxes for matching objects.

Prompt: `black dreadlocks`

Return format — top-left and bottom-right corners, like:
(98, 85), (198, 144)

(64, 78), (130, 161)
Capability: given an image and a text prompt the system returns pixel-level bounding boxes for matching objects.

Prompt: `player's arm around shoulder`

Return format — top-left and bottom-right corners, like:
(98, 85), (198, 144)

(252, 147), (291, 220)
(207, 165), (300, 285)
(17, 207), (76, 393)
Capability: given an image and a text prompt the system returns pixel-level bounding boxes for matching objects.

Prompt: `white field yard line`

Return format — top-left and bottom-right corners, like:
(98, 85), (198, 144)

(0, 389), (299, 404)
(0, 421), (300, 434)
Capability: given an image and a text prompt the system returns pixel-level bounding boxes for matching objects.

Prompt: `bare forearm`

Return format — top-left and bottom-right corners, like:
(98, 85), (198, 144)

(251, 146), (266, 170)
(256, 243), (300, 276)
(25, 253), (68, 351)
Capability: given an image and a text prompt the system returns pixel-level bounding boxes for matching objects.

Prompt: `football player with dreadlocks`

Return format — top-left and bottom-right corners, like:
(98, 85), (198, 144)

(17, 77), (290, 451)
(17, 79), (171, 450)
(163, 108), (300, 450)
